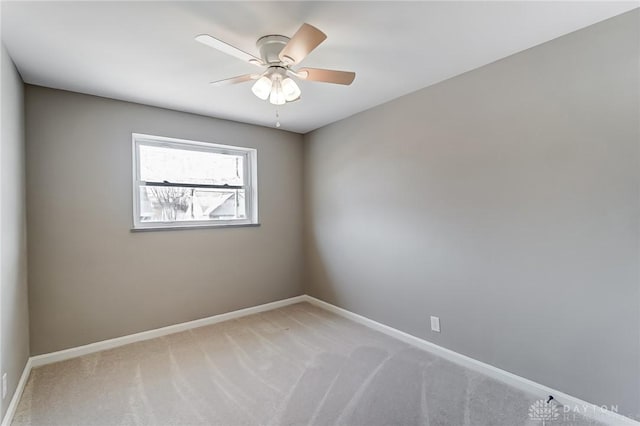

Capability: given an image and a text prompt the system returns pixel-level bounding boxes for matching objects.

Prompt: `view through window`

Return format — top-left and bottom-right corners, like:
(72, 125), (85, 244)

(132, 134), (257, 229)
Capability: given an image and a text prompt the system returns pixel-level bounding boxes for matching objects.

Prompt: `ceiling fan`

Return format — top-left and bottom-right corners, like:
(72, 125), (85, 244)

(195, 23), (356, 106)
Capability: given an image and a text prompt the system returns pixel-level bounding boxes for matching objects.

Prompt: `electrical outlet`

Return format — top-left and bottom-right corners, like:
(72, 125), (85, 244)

(430, 316), (441, 333)
(2, 372), (7, 399)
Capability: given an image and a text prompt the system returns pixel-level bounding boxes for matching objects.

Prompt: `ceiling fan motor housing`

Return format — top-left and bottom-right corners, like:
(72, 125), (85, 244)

(256, 35), (290, 64)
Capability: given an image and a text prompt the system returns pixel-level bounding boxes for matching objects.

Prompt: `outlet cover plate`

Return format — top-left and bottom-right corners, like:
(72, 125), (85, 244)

(430, 316), (441, 333)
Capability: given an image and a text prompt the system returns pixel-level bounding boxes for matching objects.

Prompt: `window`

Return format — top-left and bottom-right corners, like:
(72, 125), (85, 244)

(132, 133), (257, 230)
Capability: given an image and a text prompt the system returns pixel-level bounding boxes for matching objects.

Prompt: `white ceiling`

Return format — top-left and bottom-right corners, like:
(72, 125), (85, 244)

(2, 1), (637, 133)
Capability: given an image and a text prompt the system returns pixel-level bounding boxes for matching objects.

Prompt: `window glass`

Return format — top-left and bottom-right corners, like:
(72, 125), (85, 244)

(139, 144), (244, 186)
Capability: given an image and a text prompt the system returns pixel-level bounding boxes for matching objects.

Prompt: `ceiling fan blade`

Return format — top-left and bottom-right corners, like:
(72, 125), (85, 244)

(210, 74), (261, 87)
(296, 68), (356, 85)
(278, 23), (327, 65)
(195, 34), (264, 67)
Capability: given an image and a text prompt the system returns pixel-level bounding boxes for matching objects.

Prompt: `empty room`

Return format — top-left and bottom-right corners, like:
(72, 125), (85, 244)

(0, 1), (639, 425)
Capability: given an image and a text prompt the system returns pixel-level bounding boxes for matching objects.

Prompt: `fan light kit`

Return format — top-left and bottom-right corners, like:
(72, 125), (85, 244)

(251, 67), (301, 105)
(195, 23), (355, 107)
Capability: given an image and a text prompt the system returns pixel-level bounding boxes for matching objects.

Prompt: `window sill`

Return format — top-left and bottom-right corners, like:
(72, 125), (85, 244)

(130, 223), (261, 232)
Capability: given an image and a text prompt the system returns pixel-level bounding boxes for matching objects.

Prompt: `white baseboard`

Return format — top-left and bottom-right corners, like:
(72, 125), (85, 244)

(30, 295), (307, 368)
(3, 294), (636, 426)
(302, 295), (639, 426)
(1, 358), (32, 426)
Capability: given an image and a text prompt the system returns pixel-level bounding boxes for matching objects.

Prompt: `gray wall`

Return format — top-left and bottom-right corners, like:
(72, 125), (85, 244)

(1, 45), (29, 419)
(304, 10), (640, 418)
(26, 86), (304, 355)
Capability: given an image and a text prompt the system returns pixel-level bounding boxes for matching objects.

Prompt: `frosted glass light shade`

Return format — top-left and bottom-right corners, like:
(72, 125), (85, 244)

(269, 78), (286, 105)
(281, 78), (301, 102)
(252, 72), (300, 105)
(251, 76), (272, 100)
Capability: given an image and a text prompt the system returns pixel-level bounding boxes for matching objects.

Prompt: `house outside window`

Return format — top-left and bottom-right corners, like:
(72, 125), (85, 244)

(132, 133), (258, 230)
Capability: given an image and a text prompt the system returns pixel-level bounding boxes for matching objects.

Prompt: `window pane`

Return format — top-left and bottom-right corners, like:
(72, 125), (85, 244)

(139, 144), (244, 186)
(139, 186), (246, 222)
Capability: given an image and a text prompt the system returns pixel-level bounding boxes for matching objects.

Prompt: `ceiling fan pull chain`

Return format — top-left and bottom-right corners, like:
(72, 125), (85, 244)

(275, 109), (281, 128)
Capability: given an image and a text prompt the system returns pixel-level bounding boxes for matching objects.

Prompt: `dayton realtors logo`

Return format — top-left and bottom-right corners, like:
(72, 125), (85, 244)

(528, 399), (621, 424)
(528, 399), (560, 425)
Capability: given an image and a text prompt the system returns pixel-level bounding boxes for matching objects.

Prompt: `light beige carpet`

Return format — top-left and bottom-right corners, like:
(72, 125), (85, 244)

(13, 302), (602, 426)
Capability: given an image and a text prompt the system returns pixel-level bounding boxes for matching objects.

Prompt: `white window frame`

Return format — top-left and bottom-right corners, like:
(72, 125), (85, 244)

(132, 133), (258, 230)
